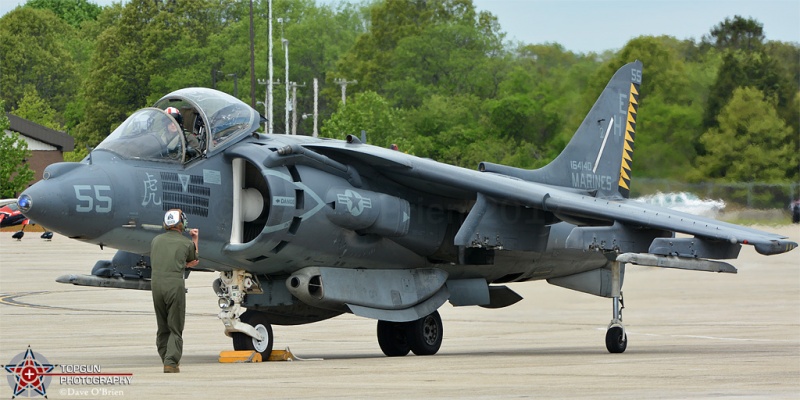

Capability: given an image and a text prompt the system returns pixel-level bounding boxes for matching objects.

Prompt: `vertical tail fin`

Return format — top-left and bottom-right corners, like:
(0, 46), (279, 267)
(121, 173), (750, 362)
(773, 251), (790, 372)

(480, 61), (642, 199)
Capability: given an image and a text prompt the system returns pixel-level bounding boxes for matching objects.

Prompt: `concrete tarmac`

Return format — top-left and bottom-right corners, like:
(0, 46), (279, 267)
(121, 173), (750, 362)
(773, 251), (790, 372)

(1, 226), (798, 399)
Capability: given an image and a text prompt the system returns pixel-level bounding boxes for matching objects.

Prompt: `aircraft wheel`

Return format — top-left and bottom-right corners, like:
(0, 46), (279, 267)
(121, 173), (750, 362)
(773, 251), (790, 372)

(406, 311), (443, 356)
(605, 325), (627, 353)
(377, 320), (410, 357)
(233, 310), (274, 359)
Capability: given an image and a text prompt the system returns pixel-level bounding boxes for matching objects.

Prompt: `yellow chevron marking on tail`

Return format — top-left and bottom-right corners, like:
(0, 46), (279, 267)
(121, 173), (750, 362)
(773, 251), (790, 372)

(623, 141), (633, 153)
(617, 81), (639, 198)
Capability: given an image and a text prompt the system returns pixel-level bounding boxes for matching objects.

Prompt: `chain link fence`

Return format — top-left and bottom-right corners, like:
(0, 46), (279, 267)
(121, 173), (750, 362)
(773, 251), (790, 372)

(632, 179), (800, 210)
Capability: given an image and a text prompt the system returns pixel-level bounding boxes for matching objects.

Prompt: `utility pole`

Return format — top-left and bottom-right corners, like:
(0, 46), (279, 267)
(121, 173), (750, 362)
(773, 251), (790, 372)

(334, 78), (357, 105)
(213, 70), (224, 89)
(258, 78), (281, 132)
(290, 82), (305, 135)
(279, 18), (289, 134)
(248, 0), (256, 108)
(267, 0), (274, 134)
(227, 73), (239, 98)
(257, 79), (267, 131)
(313, 78), (318, 137)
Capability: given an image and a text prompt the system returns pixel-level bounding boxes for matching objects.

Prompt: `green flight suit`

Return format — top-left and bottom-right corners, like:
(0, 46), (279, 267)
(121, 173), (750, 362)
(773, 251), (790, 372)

(150, 230), (197, 367)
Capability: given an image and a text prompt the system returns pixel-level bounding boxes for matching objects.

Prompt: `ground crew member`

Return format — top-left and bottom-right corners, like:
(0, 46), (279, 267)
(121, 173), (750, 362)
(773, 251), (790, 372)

(150, 209), (199, 373)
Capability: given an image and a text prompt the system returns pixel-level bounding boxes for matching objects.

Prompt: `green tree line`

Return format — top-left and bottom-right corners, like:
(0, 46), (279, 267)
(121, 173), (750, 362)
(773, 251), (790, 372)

(1, 0), (797, 186)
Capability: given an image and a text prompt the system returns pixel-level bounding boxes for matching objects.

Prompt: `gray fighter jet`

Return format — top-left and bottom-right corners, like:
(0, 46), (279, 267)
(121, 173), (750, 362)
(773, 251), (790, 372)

(17, 61), (796, 357)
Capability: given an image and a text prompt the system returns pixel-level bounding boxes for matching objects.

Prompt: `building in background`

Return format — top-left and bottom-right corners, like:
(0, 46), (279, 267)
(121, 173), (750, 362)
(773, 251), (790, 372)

(4, 113), (74, 186)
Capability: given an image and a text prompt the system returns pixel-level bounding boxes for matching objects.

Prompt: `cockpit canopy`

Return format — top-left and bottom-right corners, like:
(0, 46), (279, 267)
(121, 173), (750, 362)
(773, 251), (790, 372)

(95, 88), (261, 163)
(95, 108), (185, 162)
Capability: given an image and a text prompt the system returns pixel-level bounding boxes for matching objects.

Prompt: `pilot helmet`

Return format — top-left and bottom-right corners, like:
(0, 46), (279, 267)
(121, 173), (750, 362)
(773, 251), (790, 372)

(165, 106), (183, 127)
(164, 209), (187, 230)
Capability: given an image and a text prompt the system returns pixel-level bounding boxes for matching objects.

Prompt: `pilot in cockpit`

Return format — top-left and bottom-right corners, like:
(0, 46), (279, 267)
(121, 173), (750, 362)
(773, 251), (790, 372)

(165, 107), (201, 160)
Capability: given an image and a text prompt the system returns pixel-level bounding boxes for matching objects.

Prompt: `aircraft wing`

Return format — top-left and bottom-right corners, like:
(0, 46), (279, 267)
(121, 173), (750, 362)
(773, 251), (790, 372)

(539, 192), (794, 255)
(303, 142), (796, 256)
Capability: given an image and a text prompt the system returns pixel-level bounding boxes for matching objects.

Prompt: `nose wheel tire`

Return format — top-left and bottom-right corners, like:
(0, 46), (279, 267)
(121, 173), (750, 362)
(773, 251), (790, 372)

(232, 310), (274, 358)
(605, 325), (627, 353)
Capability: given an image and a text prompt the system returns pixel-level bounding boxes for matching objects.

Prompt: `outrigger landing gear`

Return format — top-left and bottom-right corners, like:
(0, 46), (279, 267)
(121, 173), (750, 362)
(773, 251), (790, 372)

(215, 270), (274, 358)
(605, 261), (627, 353)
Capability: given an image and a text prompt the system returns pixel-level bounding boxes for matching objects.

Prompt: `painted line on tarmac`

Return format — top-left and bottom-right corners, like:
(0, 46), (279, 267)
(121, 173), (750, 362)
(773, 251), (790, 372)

(0, 291), (214, 317)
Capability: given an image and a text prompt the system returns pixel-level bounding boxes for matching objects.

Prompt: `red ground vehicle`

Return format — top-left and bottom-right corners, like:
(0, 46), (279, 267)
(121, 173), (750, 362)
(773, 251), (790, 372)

(0, 200), (29, 228)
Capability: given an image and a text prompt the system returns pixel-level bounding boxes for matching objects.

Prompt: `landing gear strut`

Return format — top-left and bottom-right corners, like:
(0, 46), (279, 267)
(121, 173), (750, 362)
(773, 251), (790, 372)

(215, 270), (274, 358)
(605, 261), (627, 353)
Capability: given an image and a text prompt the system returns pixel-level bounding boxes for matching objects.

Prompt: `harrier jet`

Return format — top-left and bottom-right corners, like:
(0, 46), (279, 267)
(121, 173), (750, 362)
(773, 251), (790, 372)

(17, 61), (796, 358)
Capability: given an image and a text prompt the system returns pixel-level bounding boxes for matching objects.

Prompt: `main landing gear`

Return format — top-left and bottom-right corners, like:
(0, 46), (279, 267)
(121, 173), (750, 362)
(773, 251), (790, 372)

(605, 261), (627, 353)
(377, 311), (443, 357)
(215, 270), (274, 358)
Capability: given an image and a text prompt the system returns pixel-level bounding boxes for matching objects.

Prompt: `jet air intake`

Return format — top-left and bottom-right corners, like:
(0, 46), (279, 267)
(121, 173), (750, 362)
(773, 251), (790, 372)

(231, 158), (270, 244)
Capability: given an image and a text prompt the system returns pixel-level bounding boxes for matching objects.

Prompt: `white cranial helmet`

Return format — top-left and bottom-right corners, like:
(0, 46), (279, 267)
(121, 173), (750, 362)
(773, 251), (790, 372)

(164, 209), (186, 228)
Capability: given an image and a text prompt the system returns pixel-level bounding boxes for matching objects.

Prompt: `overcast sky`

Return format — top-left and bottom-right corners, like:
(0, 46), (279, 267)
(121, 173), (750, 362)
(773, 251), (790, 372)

(1, 0), (798, 54)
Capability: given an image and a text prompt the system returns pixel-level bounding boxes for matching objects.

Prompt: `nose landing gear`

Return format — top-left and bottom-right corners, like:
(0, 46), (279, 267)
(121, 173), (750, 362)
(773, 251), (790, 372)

(215, 269), (274, 358)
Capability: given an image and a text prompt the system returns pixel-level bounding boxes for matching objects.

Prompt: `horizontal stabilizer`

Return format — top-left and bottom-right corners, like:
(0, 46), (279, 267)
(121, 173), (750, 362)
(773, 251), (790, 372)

(617, 253), (737, 273)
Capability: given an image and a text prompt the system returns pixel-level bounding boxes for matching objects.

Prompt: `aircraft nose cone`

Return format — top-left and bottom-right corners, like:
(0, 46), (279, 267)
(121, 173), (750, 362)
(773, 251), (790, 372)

(19, 182), (67, 230)
(20, 162), (117, 240)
